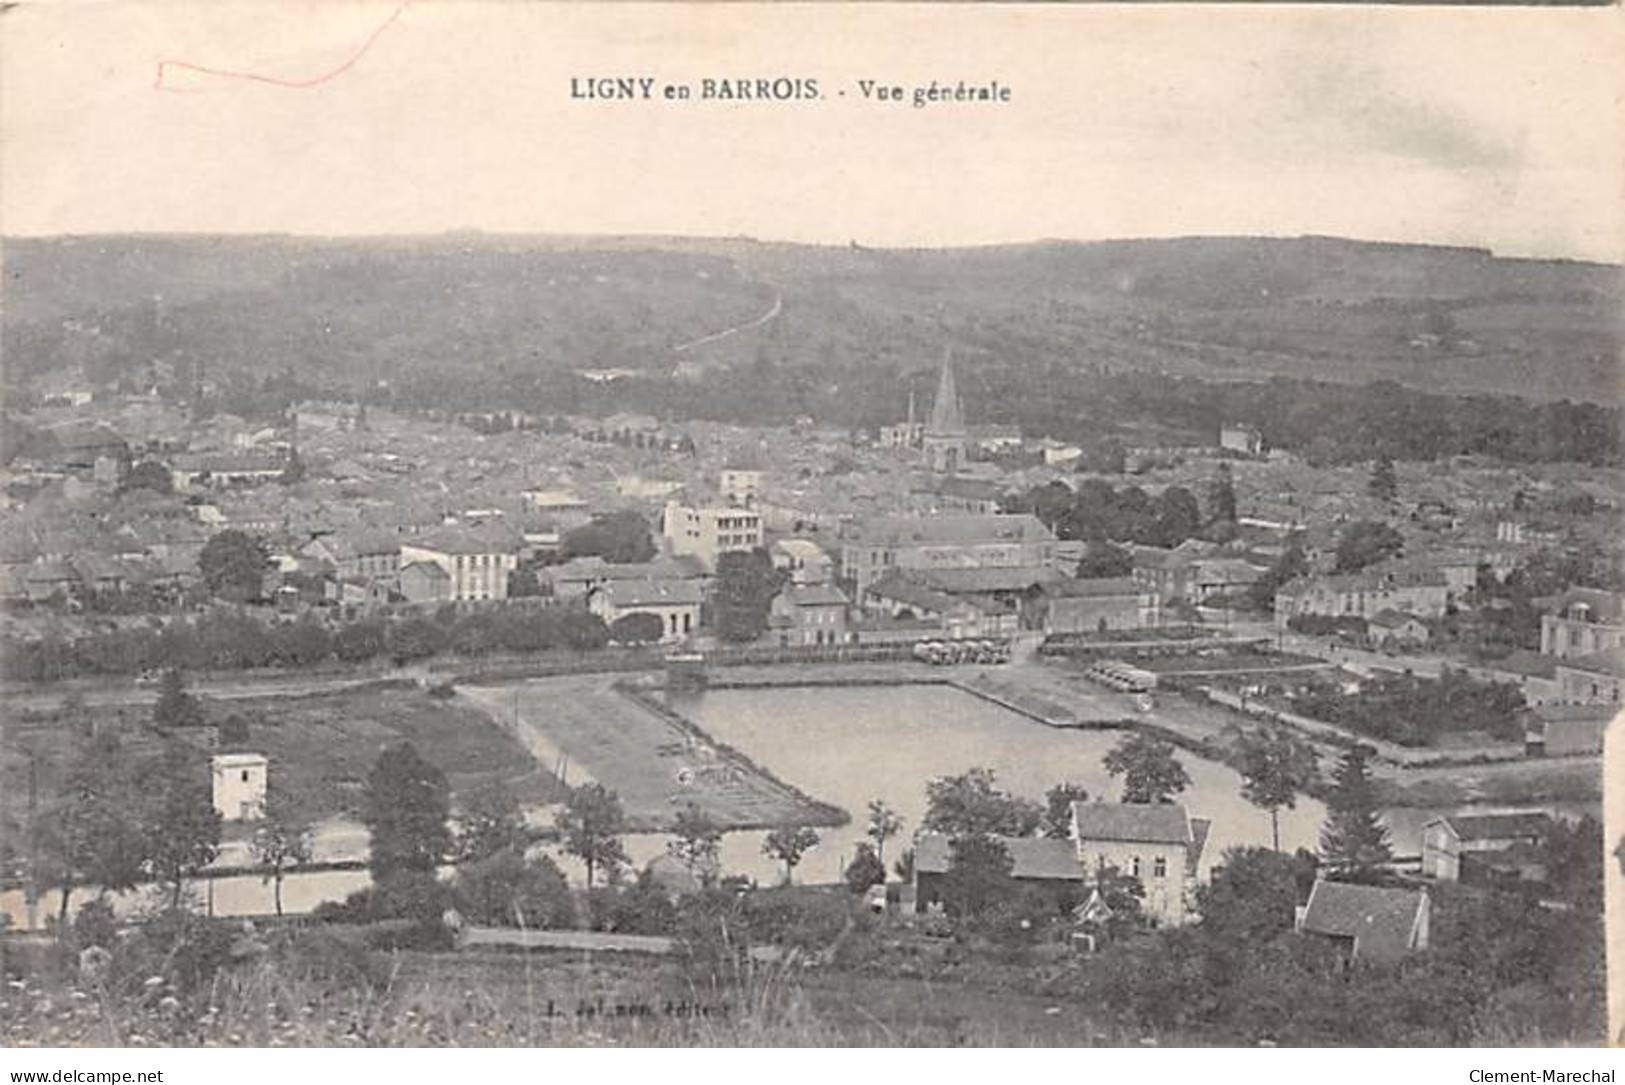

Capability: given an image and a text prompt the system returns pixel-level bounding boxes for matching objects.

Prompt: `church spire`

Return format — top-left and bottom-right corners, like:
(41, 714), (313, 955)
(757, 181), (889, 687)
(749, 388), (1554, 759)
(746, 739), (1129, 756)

(927, 348), (965, 436)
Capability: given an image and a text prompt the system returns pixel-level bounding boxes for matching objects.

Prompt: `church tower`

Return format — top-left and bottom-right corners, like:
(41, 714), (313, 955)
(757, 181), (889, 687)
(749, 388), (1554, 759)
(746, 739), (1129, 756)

(922, 349), (969, 474)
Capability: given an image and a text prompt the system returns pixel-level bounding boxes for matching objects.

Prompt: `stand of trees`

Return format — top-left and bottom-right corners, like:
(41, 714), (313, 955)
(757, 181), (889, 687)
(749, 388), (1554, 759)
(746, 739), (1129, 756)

(1292, 668), (1526, 747)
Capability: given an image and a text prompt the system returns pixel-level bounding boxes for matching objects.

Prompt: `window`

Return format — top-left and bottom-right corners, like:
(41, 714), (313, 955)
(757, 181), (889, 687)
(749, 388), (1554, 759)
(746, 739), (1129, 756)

(241, 770), (250, 783)
(1153, 856), (1167, 878)
(1130, 856), (1141, 878)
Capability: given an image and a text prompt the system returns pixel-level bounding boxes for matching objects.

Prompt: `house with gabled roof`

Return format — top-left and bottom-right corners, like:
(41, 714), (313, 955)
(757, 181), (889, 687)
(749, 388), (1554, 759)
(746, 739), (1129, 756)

(1539, 587), (1625, 660)
(912, 832), (1085, 912)
(1421, 812), (1551, 884)
(1071, 802), (1208, 926)
(1296, 879), (1430, 964)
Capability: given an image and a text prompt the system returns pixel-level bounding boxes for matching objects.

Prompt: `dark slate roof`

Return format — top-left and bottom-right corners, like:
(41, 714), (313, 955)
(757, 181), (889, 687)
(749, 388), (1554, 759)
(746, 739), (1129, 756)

(597, 578), (703, 608)
(916, 566), (1066, 594)
(778, 584), (849, 608)
(1045, 576), (1142, 599)
(1298, 880), (1426, 962)
(844, 514), (1055, 548)
(1559, 647), (1625, 680)
(1433, 812), (1551, 842)
(913, 833), (1084, 881)
(1071, 802), (1193, 846)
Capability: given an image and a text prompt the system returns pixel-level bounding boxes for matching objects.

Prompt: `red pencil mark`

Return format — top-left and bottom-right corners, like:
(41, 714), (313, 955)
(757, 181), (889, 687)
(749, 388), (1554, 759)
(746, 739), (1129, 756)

(154, 2), (408, 92)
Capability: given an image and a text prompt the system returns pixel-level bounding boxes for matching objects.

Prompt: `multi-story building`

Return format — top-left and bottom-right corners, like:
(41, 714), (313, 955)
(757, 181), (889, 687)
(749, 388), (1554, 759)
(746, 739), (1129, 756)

(1539, 588), (1625, 659)
(660, 501), (764, 570)
(767, 583), (851, 647)
(839, 513), (1057, 595)
(1071, 802), (1207, 926)
(911, 802), (1209, 927)
(1273, 564), (1451, 629)
(398, 524), (520, 602)
(1555, 648), (1625, 706)
(719, 467), (764, 509)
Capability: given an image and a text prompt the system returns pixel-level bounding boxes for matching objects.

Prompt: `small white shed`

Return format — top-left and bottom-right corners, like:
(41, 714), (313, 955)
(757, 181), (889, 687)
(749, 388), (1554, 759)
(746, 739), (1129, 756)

(211, 753), (268, 821)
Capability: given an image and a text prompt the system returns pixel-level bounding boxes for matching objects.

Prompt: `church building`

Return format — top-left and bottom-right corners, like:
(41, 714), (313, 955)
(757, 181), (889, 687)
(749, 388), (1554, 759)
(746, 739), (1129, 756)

(921, 352), (969, 474)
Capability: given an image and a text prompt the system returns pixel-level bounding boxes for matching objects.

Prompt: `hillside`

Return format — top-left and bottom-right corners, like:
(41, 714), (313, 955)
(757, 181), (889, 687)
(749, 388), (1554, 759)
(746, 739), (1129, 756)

(3, 233), (1619, 407)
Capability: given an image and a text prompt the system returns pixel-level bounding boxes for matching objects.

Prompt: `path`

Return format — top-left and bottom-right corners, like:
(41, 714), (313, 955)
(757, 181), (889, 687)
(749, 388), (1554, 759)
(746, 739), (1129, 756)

(672, 284), (783, 353)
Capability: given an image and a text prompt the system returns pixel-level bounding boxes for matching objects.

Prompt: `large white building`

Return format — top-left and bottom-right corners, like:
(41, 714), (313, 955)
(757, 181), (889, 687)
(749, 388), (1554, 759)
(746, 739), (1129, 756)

(839, 513), (1057, 595)
(399, 524), (521, 602)
(660, 501), (763, 570)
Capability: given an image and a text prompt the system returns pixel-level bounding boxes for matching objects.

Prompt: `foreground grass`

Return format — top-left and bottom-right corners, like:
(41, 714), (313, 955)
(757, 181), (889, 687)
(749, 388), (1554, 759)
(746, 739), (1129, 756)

(1, 943), (1143, 1048)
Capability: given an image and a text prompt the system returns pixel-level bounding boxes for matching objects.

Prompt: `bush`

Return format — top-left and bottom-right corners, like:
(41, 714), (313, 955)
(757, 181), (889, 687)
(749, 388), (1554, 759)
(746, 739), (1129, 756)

(454, 849), (574, 929)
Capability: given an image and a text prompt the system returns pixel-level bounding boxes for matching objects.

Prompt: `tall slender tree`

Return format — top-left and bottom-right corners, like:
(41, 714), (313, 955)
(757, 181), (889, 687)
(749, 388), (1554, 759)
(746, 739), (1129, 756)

(138, 744), (223, 911)
(1233, 726), (1319, 851)
(668, 803), (724, 888)
(865, 800), (903, 867)
(558, 783), (629, 889)
(1319, 747), (1393, 883)
(362, 742), (451, 881)
(250, 793), (313, 917)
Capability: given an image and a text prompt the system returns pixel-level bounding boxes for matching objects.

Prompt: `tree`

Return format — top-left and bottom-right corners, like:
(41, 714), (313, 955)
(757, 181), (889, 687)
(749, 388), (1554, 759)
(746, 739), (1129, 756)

(1195, 846), (1301, 945)
(152, 667), (205, 730)
(844, 843), (887, 894)
(711, 548), (785, 643)
(1319, 747), (1393, 882)
(120, 459), (173, 495)
(923, 767), (1043, 837)
(1368, 456), (1398, 504)
(455, 848), (573, 929)
(1103, 733), (1191, 804)
(667, 803), (723, 889)
(250, 794), (313, 917)
(38, 729), (147, 929)
(455, 784), (528, 865)
(865, 800), (903, 867)
(362, 743), (451, 881)
(1075, 542), (1133, 579)
(762, 825), (820, 885)
(1207, 462), (1237, 526)
(333, 620), (385, 663)
(609, 611), (666, 645)
(137, 745), (223, 911)
(1151, 486), (1203, 548)
(558, 783), (628, 889)
(1248, 539), (1308, 612)
(1232, 726), (1319, 851)
(1334, 520), (1404, 573)
(1044, 782), (1090, 838)
(198, 529), (270, 602)
(561, 512), (655, 563)
(939, 834), (1015, 918)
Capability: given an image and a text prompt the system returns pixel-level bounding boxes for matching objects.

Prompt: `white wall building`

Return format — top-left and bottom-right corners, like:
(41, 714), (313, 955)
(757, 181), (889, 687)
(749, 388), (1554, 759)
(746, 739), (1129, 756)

(661, 501), (763, 570)
(211, 753), (268, 822)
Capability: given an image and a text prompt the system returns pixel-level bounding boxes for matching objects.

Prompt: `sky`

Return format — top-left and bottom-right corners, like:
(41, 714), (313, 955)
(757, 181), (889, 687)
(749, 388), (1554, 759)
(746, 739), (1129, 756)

(2, 2), (1622, 262)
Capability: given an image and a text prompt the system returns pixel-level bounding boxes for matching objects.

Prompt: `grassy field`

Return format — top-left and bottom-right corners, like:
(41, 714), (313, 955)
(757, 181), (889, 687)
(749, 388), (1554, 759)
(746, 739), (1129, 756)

(0, 681), (568, 836)
(457, 675), (845, 833)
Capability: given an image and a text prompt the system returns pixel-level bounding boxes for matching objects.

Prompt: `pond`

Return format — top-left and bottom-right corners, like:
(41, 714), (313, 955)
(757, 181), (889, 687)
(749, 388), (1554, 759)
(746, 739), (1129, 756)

(656, 682), (1331, 886)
